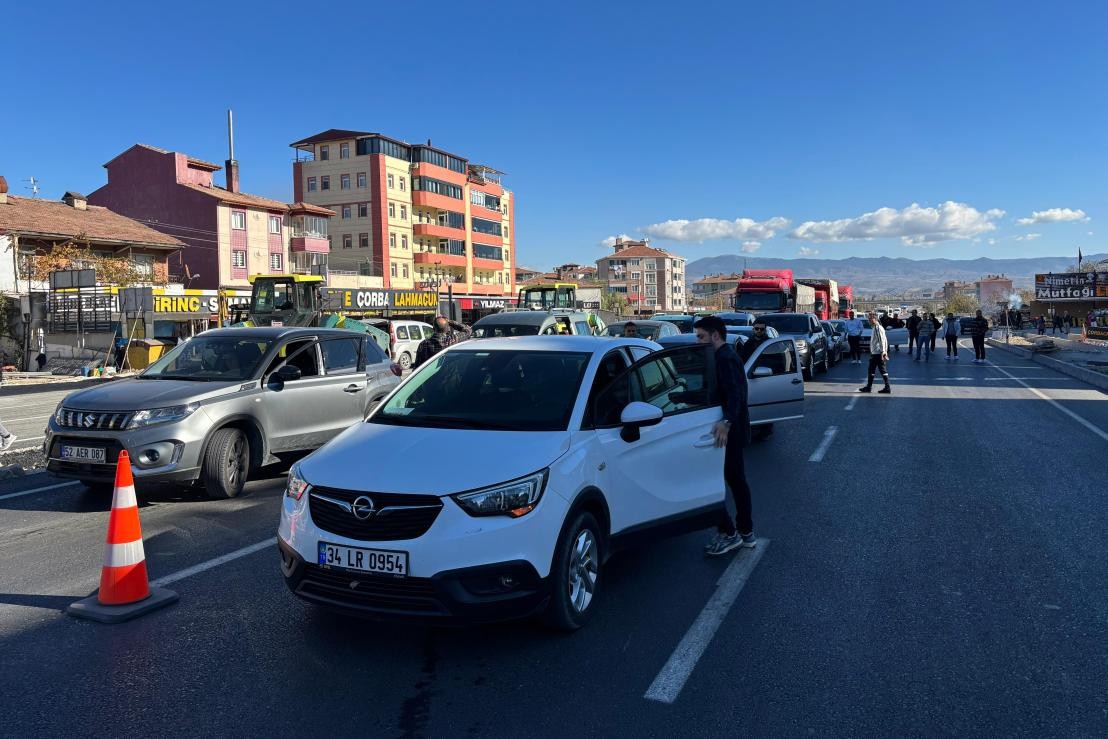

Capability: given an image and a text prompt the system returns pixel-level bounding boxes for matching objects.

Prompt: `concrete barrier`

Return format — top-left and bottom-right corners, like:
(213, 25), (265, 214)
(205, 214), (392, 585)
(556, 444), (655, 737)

(987, 339), (1108, 392)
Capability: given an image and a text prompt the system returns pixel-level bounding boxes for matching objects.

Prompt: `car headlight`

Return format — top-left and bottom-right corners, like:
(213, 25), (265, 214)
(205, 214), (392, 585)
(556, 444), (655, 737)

(126, 402), (200, 429)
(795, 339), (808, 349)
(54, 403), (64, 425)
(452, 470), (548, 518)
(286, 462), (309, 501)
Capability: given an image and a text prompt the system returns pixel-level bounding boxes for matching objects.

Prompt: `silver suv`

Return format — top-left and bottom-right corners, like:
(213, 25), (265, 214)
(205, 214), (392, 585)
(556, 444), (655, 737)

(45, 327), (400, 499)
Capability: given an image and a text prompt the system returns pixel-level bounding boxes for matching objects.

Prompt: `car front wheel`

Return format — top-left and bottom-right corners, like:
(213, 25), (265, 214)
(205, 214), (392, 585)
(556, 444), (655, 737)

(541, 511), (602, 631)
(397, 352), (412, 370)
(202, 428), (250, 499)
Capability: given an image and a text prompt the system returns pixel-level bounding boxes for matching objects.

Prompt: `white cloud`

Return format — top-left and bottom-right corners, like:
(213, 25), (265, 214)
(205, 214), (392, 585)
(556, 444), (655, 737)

(787, 201), (1005, 246)
(988, 238), (998, 245)
(1016, 208), (1088, 226)
(599, 233), (633, 248)
(797, 247), (820, 256)
(641, 216), (789, 243)
(740, 241), (761, 253)
(1088, 231), (1095, 236)
(1014, 233), (1042, 241)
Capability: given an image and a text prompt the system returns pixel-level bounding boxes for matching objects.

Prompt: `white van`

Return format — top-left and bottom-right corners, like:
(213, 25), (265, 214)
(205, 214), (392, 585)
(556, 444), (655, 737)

(387, 320), (433, 369)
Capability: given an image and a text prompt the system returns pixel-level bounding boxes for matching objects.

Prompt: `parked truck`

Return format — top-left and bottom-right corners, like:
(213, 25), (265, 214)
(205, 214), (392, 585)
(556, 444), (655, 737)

(732, 269), (816, 315)
(838, 285), (854, 317)
(796, 278), (839, 321)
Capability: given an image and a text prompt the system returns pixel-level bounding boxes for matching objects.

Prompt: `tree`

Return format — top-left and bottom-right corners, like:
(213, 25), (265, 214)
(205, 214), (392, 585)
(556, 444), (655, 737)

(28, 235), (165, 286)
(1017, 288), (1035, 307)
(601, 289), (629, 317)
(946, 293), (979, 315)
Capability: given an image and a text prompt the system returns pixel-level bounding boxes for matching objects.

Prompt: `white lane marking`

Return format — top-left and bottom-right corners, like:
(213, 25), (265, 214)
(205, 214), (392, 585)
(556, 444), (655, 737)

(808, 426), (839, 462)
(0, 480), (81, 501)
(0, 437), (45, 454)
(844, 396), (859, 411)
(644, 541), (769, 704)
(985, 361), (1108, 443)
(150, 537), (277, 588)
(0, 414), (51, 423)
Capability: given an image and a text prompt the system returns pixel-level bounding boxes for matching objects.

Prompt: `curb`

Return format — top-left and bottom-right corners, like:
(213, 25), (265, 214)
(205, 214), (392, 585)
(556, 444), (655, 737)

(987, 339), (1108, 392)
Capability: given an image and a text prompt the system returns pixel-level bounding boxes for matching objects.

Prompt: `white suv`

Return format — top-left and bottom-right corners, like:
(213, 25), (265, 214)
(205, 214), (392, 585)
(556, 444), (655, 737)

(278, 336), (728, 629)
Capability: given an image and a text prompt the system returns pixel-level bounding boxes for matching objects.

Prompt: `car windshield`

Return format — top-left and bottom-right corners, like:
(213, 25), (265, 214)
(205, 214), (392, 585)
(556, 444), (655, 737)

(735, 293), (785, 311)
(656, 317), (694, 333)
(140, 335), (274, 381)
(759, 315), (810, 333)
(607, 323), (661, 340)
(472, 324), (542, 338)
(373, 349), (590, 431)
(718, 314), (753, 326)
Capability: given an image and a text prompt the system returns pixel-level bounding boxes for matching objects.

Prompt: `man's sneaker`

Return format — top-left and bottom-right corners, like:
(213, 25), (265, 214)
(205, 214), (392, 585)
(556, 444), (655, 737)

(878, 386), (891, 394)
(953, 356), (959, 361)
(705, 532), (743, 557)
(739, 532), (757, 549)
(944, 355), (950, 360)
(703, 532), (726, 553)
(858, 386), (872, 392)
(0, 434), (16, 451)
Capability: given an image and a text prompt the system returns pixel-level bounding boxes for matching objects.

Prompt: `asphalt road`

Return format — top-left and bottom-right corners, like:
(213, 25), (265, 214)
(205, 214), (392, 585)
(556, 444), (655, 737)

(1, 340), (1105, 738)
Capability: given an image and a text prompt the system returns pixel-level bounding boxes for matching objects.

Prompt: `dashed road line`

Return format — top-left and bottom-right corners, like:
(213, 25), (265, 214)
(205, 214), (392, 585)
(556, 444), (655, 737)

(808, 426), (839, 462)
(0, 480), (81, 501)
(644, 541), (769, 704)
(151, 538), (277, 588)
(844, 396), (859, 411)
(985, 361), (1108, 442)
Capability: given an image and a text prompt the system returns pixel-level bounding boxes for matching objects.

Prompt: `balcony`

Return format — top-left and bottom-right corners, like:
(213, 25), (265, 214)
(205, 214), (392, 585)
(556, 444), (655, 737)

(473, 257), (504, 271)
(414, 250), (466, 268)
(290, 235), (329, 253)
(413, 222), (465, 239)
(470, 283), (510, 296)
(412, 190), (463, 211)
(470, 230), (503, 247)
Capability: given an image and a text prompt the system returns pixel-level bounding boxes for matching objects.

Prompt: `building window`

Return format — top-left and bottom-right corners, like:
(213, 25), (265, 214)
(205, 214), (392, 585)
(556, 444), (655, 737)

(387, 173), (395, 189)
(320, 145), (329, 161)
(307, 177), (317, 192)
(339, 142), (350, 159)
(342, 205), (351, 219)
(399, 177), (406, 191)
(401, 235), (408, 250)
(340, 174), (350, 190)
(269, 215), (282, 234)
(400, 204), (407, 220)
(321, 176), (330, 191)
(388, 202), (395, 218)
(358, 202), (368, 218)
(412, 176), (463, 199)
(232, 250), (246, 268)
(645, 259), (656, 269)
(359, 233), (369, 249)
(342, 234), (352, 249)
(645, 272), (656, 284)
(231, 211), (246, 230)
(402, 264), (409, 278)
(270, 253), (282, 271)
(471, 217), (503, 237)
(133, 255), (154, 278)
(391, 263), (397, 278)
(357, 172), (366, 188)
(631, 272), (641, 280)
(498, 271), (503, 284)
(389, 232), (396, 248)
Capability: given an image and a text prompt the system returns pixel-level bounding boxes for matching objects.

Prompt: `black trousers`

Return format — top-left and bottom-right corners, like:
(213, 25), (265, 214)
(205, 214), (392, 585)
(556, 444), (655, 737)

(907, 331), (918, 352)
(972, 335), (986, 360)
(848, 335), (861, 360)
(945, 336), (958, 356)
(718, 438), (753, 536)
(866, 354), (889, 387)
(930, 332), (937, 351)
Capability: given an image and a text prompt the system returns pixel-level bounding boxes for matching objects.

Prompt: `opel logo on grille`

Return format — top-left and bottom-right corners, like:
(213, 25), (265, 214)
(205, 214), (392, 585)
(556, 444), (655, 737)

(82, 414), (96, 428)
(351, 496), (376, 520)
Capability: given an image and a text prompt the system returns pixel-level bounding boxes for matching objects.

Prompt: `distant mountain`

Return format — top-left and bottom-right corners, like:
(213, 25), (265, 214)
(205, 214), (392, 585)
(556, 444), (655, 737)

(685, 254), (1106, 296)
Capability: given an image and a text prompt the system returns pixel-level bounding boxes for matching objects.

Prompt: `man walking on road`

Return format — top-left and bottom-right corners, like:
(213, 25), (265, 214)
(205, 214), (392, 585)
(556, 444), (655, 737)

(906, 310), (921, 355)
(940, 312), (961, 360)
(739, 318), (771, 363)
(695, 316), (756, 557)
(929, 313), (940, 352)
(915, 311), (934, 361)
(968, 309), (989, 363)
(413, 316), (472, 369)
(844, 311), (864, 363)
(859, 311), (891, 394)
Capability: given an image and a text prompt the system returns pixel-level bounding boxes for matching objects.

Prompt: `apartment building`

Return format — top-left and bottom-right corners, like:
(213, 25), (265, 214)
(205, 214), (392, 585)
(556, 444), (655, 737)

(595, 237), (687, 314)
(290, 130), (515, 301)
(89, 144), (332, 290)
(975, 274), (1013, 309)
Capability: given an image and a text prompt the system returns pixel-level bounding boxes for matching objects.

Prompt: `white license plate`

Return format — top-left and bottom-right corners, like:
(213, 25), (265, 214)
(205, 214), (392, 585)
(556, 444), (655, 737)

(318, 542), (408, 577)
(60, 445), (106, 463)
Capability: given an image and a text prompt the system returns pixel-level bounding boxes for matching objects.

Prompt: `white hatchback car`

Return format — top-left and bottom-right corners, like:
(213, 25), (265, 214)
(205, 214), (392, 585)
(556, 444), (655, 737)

(279, 336), (733, 629)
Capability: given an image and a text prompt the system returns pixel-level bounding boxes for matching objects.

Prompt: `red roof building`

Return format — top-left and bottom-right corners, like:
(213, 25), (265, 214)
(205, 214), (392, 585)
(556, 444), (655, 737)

(595, 237), (687, 314)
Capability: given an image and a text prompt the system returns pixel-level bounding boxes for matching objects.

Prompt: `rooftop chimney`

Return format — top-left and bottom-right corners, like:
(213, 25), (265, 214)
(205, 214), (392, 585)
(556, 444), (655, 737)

(0, 175), (7, 205)
(62, 191), (88, 210)
(225, 109), (240, 193)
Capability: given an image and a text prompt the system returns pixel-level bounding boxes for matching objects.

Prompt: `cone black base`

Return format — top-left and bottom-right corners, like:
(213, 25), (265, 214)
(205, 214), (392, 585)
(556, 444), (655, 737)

(66, 587), (179, 624)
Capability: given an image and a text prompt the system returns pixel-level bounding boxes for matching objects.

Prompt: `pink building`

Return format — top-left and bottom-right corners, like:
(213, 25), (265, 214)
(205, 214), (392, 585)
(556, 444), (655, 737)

(89, 144), (331, 290)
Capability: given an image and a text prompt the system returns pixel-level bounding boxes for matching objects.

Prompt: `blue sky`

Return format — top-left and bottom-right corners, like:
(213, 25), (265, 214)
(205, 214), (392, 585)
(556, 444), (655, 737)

(4, 0), (1106, 270)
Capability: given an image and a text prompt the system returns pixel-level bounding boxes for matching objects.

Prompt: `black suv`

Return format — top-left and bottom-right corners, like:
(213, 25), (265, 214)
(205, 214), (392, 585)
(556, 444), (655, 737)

(758, 313), (829, 379)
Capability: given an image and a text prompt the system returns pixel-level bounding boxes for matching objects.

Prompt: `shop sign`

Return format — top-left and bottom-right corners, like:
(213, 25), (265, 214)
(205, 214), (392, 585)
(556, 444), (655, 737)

(325, 288), (439, 311)
(152, 294), (249, 314)
(1034, 272), (1100, 301)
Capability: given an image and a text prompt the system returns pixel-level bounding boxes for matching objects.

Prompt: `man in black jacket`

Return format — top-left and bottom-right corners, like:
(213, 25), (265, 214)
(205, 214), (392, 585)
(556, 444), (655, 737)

(968, 309), (990, 363)
(695, 315), (756, 557)
(413, 316), (471, 369)
(906, 310), (921, 354)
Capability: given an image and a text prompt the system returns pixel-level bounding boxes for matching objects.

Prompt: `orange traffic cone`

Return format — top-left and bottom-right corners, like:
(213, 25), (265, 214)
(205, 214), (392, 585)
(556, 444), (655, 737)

(67, 451), (178, 623)
(98, 451), (150, 605)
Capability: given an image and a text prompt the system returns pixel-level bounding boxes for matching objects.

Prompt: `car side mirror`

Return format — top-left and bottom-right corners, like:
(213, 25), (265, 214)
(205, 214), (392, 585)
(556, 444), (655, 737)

(275, 365), (302, 383)
(751, 366), (773, 379)
(619, 401), (663, 443)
